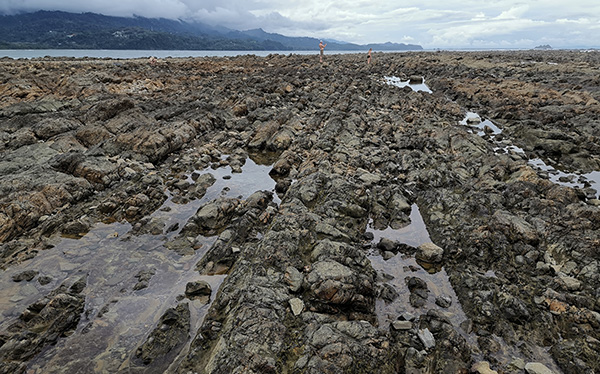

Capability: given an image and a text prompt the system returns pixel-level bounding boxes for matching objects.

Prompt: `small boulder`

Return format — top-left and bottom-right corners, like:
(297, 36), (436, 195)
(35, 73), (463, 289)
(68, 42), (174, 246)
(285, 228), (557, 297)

(289, 298), (304, 316)
(416, 242), (444, 263)
(435, 295), (452, 308)
(392, 320), (412, 330)
(185, 280), (212, 299)
(284, 266), (303, 292)
(12, 270), (39, 282)
(524, 362), (556, 374)
(418, 328), (435, 349)
(471, 361), (498, 374)
(557, 275), (581, 291)
(377, 237), (397, 252)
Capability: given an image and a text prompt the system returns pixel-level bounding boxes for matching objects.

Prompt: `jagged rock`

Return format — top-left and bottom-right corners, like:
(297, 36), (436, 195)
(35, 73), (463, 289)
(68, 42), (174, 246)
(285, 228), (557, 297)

(377, 237), (397, 252)
(37, 275), (53, 285)
(392, 320), (412, 330)
(248, 120), (279, 149)
(418, 328), (435, 350)
(307, 260), (374, 309)
(185, 280), (212, 299)
(133, 268), (156, 291)
(1, 51), (600, 374)
(284, 266), (303, 292)
(378, 283), (399, 302)
(135, 303), (190, 365)
(0, 276), (87, 372)
(289, 298), (304, 316)
(435, 294), (452, 308)
(556, 274), (581, 291)
(11, 270), (38, 282)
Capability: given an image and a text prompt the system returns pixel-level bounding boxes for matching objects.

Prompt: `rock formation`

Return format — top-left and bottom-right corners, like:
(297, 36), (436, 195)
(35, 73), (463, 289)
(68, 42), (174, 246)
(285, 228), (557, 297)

(0, 51), (599, 373)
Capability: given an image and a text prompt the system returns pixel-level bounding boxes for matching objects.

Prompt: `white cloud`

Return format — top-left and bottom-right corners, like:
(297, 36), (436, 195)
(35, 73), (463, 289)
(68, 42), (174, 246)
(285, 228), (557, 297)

(496, 5), (529, 20)
(556, 18), (593, 25)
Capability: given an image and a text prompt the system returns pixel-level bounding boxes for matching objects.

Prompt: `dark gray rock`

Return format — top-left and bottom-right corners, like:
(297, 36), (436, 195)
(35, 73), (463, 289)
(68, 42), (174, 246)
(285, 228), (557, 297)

(0, 276), (87, 373)
(1, 51), (600, 374)
(135, 303), (190, 365)
(185, 280), (212, 299)
(11, 270), (38, 282)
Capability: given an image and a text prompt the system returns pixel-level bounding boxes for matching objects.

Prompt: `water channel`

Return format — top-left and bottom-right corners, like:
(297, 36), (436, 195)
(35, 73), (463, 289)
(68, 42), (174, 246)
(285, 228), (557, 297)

(460, 111), (600, 199)
(0, 156), (278, 373)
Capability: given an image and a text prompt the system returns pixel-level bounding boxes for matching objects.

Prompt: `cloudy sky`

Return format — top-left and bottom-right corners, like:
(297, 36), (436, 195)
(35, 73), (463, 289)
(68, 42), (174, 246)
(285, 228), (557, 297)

(1, 0), (599, 49)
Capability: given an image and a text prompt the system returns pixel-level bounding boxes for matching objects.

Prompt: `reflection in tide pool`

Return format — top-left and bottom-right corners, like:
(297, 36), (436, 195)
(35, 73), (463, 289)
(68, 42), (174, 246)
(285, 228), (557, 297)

(0, 156), (279, 373)
(368, 204), (431, 247)
(160, 156), (280, 240)
(529, 159), (600, 199)
(459, 111), (502, 136)
(366, 204), (471, 340)
(384, 76), (432, 93)
(460, 112), (600, 199)
(2, 221), (221, 374)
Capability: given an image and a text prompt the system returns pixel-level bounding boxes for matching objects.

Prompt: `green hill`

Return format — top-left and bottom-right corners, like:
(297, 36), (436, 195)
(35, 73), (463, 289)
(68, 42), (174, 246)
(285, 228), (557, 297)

(0, 10), (422, 51)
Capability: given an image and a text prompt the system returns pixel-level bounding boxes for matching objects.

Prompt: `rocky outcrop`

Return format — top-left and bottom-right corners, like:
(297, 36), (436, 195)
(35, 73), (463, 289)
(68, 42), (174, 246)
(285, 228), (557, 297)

(135, 303), (190, 366)
(0, 276), (87, 374)
(0, 51), (599, 373)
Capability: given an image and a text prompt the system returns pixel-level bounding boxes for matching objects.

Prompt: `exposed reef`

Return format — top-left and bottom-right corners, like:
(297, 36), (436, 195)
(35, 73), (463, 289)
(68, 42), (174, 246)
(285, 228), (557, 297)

(0, 50), (599, 373)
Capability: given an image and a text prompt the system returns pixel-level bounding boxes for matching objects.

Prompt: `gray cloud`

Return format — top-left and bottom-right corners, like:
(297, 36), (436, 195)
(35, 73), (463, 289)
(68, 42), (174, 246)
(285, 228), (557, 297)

(1, 0), (598, 48)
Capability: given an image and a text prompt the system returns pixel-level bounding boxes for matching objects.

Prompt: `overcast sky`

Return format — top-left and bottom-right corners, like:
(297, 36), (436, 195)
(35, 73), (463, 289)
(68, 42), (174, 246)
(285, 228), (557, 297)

(2, 0), (599, 49)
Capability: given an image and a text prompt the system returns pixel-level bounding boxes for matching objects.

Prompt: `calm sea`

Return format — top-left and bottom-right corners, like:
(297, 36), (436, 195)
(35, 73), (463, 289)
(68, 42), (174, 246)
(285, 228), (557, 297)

(0, 49), (380, 59)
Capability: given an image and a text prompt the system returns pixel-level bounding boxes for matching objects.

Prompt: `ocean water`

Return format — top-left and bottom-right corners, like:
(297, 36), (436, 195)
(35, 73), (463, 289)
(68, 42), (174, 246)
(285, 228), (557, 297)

(0, 49), (389, 59)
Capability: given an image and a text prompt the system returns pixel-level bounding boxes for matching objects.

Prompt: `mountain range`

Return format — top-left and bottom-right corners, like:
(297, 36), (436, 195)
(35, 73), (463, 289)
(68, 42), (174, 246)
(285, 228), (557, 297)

(0, 10), (423, 51)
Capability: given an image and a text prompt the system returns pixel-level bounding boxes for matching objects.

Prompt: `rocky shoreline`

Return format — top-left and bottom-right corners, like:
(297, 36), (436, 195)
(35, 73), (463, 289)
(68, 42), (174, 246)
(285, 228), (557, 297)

(0, 50), (599, 373)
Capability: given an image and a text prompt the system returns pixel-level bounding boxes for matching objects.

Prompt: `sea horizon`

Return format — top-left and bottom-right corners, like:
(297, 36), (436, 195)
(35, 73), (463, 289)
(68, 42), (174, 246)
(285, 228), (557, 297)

(0, 49), (394, 59)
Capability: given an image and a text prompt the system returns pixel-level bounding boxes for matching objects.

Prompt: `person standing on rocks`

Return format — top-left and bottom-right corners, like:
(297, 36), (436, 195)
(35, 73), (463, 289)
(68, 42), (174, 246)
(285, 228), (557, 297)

(319, 40), (327, 63)
(367, 48), (372, 65)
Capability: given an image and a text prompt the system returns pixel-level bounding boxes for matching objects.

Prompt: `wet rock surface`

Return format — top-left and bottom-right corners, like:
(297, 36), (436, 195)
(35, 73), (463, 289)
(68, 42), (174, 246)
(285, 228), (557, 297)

(0, 276), (87, 374)
(135, 302), (190, 367)
(0, 51), (599, 373)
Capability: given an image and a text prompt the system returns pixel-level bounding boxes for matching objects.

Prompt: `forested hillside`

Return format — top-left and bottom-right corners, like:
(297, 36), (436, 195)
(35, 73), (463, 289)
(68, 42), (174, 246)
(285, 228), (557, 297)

(0, 10), (422, 50)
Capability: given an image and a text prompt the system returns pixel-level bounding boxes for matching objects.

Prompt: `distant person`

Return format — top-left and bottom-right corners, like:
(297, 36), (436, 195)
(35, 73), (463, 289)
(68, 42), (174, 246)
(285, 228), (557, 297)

(319, 40), (327, 63)
(367, 48), (372, 64)
(149, 56), (157, 65)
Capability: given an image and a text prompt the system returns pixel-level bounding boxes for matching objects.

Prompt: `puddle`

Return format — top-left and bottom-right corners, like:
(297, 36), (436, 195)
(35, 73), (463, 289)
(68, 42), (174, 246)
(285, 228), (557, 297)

(529, 158), (600, 199)
(366, 204), (471, 336)
(384, 76), (432, 93)
(0, 155), (279, 373)
(459, 112), (502, 136)
(482, 334), (564, 374)
(368, 204), (431, 248)
(367, 203), (565, 371)
(460, 112), (599, 199)
(1, 221), (222, 373)
(152, 155), (280, 241)
(208, 155), (279, 203)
